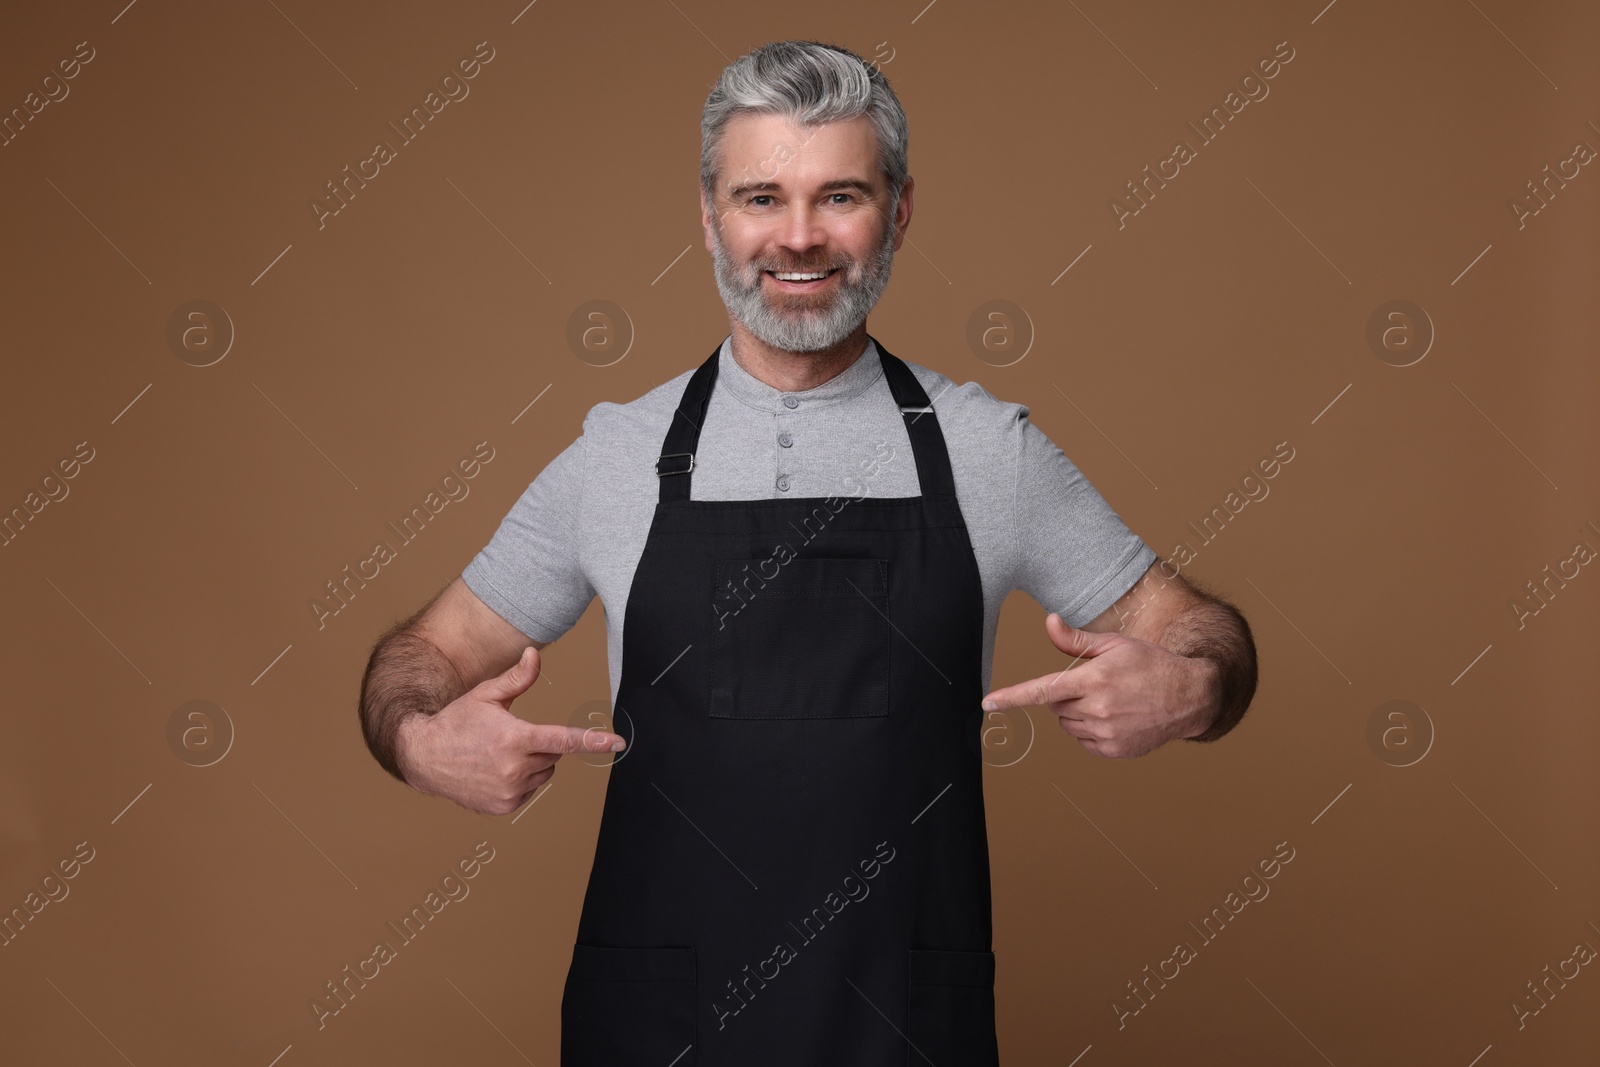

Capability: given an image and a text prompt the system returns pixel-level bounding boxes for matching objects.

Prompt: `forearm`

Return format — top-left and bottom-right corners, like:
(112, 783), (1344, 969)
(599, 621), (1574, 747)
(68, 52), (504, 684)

(358, 624), (471, 784)
(1153, 595), (1258, 743)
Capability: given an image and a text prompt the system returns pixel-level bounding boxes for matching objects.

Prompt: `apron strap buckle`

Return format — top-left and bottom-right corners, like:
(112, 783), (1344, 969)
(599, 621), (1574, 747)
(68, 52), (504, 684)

(656, 452), (695, 476)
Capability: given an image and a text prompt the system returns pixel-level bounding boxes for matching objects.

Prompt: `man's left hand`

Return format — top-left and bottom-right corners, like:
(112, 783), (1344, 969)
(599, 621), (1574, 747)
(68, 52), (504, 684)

(981, 612), (1219, 759)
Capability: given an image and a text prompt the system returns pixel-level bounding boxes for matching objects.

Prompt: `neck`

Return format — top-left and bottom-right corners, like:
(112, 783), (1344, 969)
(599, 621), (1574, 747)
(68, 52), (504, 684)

(726, 320), (869, 392)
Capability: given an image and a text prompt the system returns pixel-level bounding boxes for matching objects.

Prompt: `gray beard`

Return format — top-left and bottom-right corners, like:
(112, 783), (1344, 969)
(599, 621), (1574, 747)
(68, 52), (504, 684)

(709, 200), (899, 354)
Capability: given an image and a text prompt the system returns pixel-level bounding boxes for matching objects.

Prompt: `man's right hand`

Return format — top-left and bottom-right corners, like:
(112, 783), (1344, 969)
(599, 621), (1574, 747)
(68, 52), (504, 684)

(396, 646), (625, 816)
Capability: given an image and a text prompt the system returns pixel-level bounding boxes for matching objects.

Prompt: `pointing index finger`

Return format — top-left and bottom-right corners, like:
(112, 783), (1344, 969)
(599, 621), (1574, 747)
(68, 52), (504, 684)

(982, 663), (1092, 712)
(526, 722), (626, 754)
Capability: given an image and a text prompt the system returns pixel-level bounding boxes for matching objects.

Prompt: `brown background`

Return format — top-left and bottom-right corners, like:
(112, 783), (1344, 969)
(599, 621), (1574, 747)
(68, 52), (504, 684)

(2, 0), (1597, 1063)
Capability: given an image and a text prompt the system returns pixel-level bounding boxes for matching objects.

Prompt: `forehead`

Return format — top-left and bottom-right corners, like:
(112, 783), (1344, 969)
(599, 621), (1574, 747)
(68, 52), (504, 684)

(717, 112), (880, 192)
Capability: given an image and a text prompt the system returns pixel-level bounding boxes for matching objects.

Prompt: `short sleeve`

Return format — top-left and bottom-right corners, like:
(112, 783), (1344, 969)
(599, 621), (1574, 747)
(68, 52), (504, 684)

(460, 433), (595, 643)
(1011, 415), (1157, 627)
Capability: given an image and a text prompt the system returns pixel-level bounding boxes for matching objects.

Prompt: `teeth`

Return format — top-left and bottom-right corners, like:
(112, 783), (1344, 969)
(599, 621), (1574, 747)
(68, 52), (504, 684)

(771, 270), (832, 281)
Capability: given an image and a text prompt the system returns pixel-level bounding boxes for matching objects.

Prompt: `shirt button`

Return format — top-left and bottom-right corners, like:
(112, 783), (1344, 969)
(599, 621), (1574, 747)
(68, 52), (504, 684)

(778, 432), (793, 448)
(776, 475), (790, 491)
(782, 396), (799, 409)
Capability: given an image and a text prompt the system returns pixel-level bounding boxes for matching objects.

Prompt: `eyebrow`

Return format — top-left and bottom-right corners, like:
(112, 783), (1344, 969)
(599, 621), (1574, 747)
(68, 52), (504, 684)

(724, 178), (878, 200)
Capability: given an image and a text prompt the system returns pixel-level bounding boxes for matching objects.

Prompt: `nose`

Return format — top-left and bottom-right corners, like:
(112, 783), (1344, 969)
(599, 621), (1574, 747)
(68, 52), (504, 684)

(776, 200), (827, 260)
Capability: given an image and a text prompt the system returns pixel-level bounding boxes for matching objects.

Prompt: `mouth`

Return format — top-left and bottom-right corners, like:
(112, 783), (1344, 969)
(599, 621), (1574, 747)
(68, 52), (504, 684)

(764, 268), (841, 293)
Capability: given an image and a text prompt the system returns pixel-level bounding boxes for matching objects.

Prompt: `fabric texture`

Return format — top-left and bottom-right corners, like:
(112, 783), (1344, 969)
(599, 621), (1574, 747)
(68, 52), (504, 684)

(460, 334), (1157, 703)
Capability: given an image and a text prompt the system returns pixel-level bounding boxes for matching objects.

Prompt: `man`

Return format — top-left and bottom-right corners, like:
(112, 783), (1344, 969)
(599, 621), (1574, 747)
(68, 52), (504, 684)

(359, 40), (1255, 1065)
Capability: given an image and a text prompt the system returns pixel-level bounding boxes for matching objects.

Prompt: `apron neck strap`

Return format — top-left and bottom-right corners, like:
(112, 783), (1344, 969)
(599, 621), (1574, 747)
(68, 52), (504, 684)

(656, 335), (957, 503)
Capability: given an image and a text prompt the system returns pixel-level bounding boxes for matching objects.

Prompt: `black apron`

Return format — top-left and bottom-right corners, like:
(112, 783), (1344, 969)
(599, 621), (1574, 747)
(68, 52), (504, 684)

(560, 335), (1000, 1066)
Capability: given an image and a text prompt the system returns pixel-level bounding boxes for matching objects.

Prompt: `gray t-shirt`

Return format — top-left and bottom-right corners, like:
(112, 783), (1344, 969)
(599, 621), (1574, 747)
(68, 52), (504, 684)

(461, 335), (1157, 707)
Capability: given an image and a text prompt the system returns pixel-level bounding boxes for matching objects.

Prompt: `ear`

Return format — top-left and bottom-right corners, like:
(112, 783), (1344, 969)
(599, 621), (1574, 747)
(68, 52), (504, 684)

(890, 175), (913, 251)
(699, 186), (716, 254)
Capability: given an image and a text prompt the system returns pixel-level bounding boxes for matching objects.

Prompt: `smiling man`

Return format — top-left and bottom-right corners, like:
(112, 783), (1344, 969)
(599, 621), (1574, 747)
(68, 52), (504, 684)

(358, 39), (1256, 1066)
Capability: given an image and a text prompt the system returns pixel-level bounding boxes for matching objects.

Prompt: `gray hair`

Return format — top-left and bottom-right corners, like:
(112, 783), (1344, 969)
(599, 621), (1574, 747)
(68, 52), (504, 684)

(700, 41), (909, 211)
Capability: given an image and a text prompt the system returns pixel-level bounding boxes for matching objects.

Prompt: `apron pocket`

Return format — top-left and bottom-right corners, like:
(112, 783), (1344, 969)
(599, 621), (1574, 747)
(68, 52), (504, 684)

(560, 943), (696, 1066)
(907, 948), (999, 1066)
(710, 557), (890, 719)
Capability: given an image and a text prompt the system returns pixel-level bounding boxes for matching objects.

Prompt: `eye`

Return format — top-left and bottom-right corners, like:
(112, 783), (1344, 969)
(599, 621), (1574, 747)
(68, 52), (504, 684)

(749, 195), (774, 207)
(828, 193), (854, 204)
